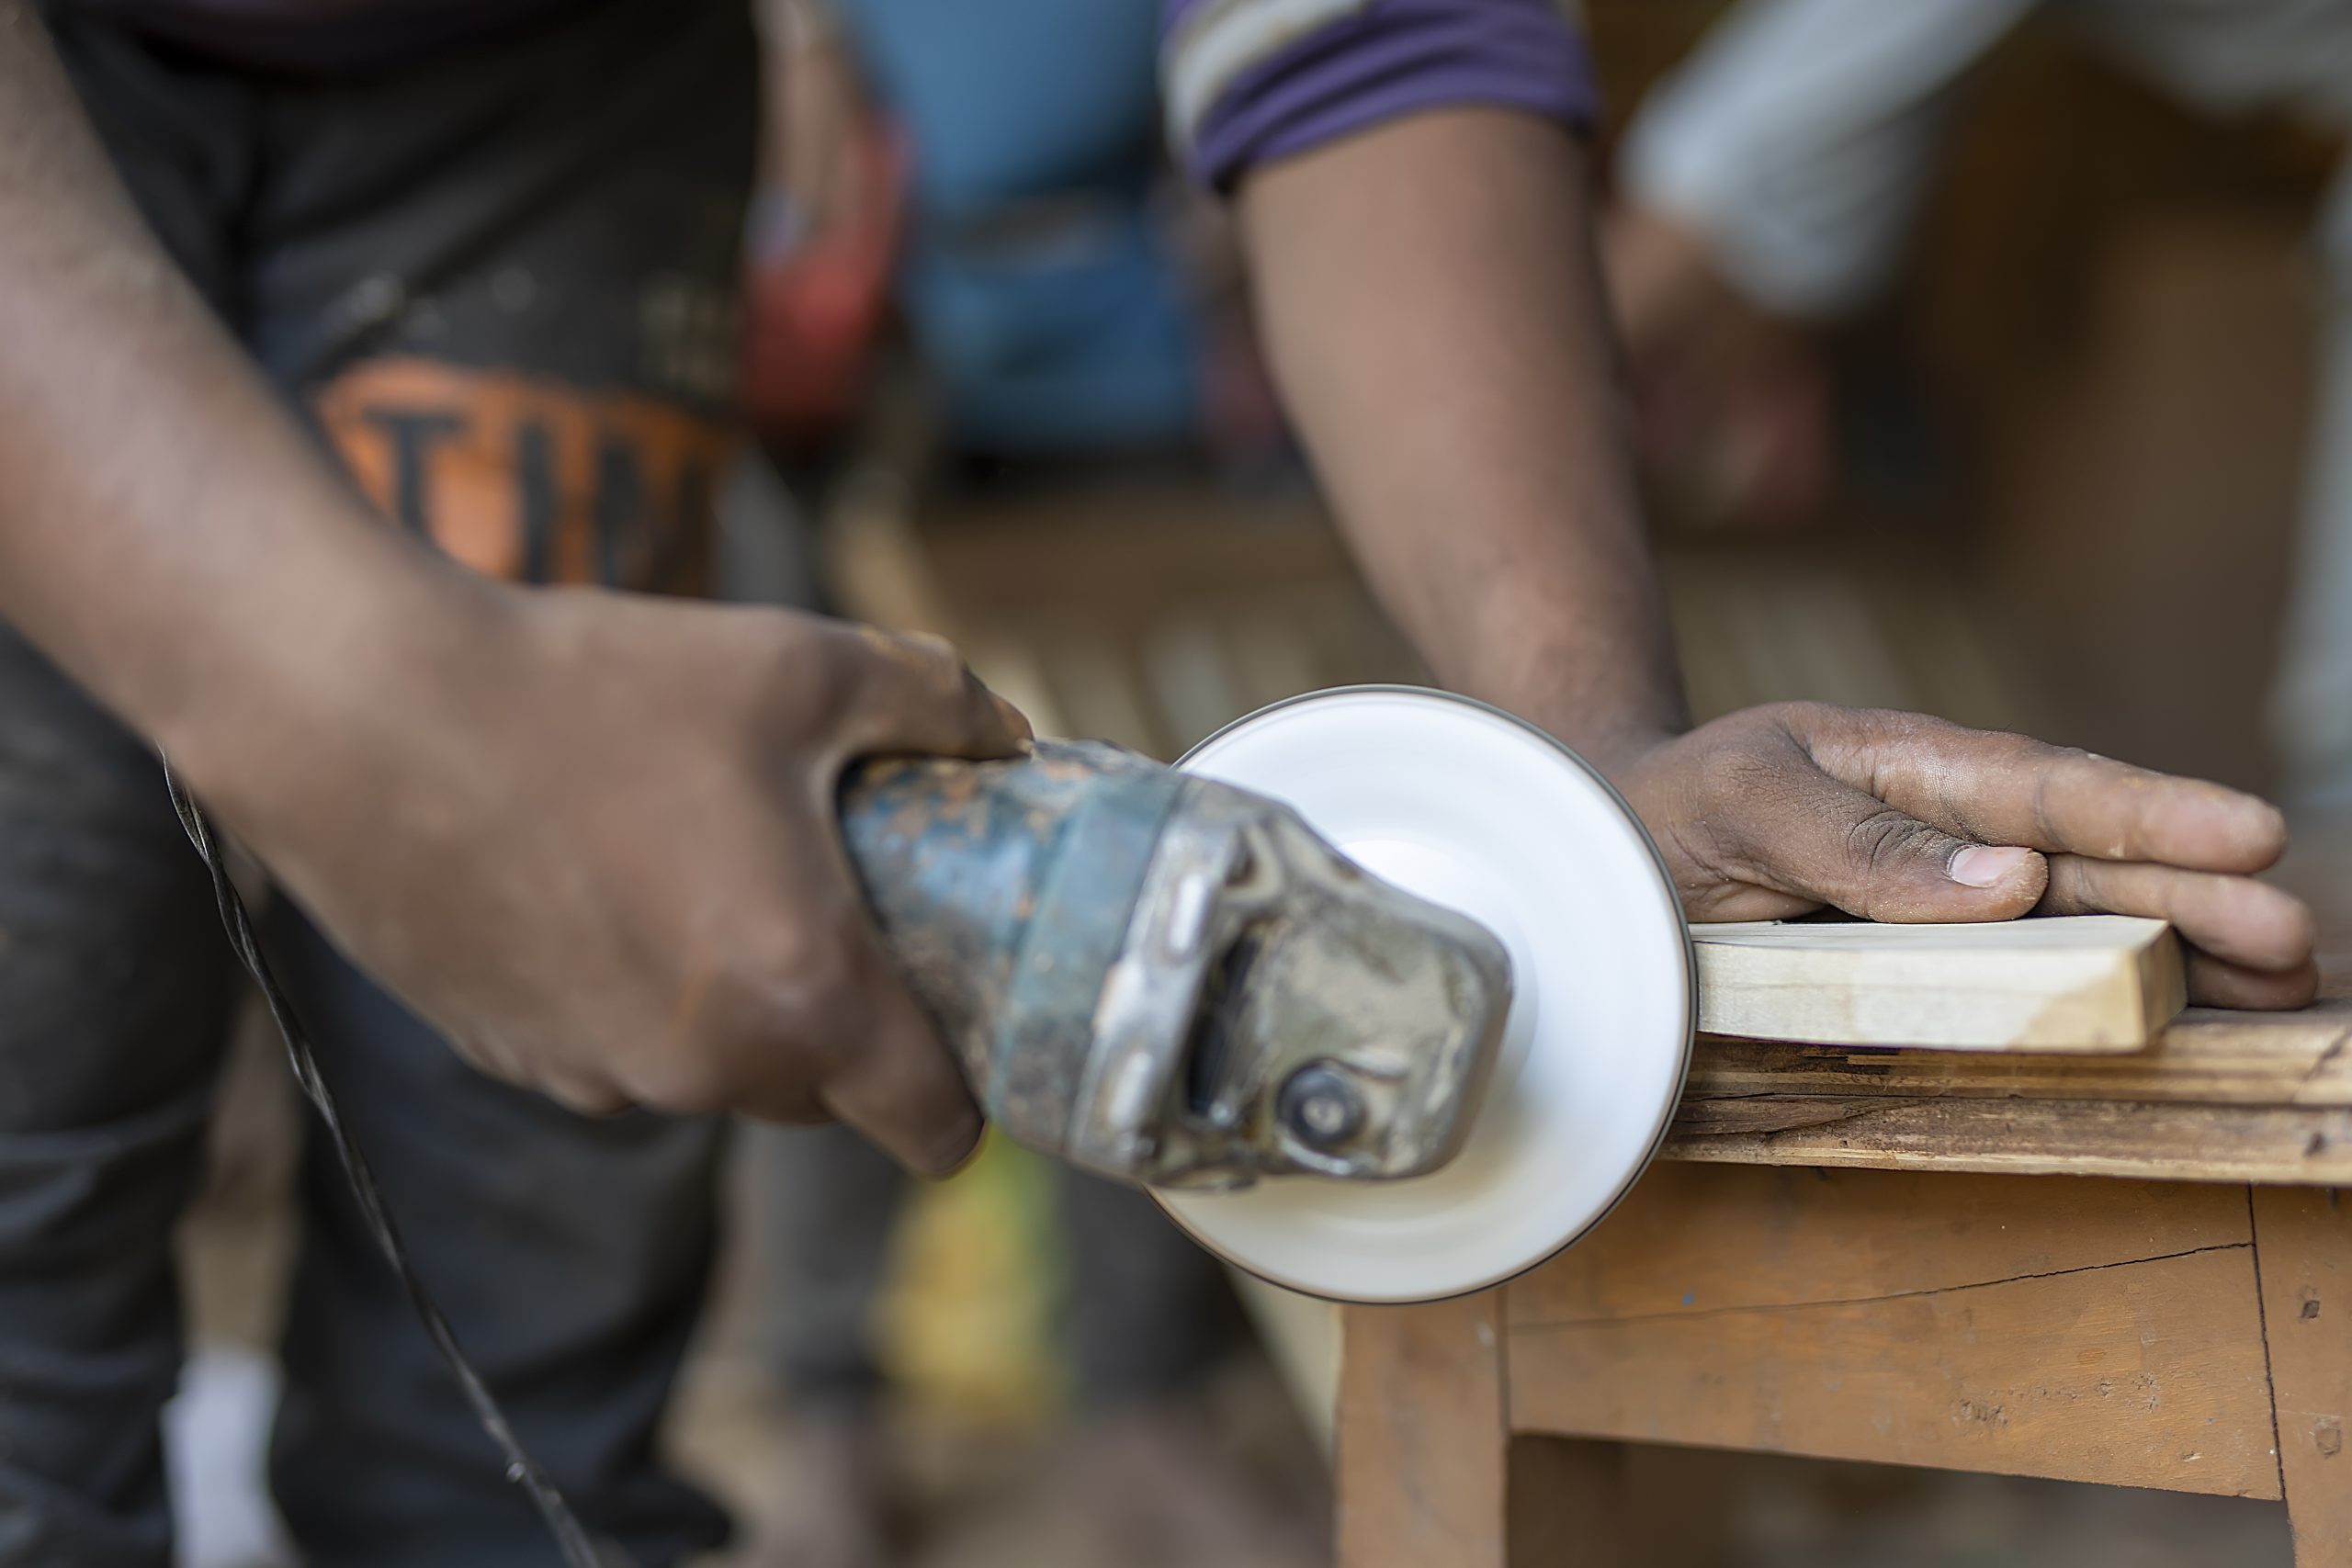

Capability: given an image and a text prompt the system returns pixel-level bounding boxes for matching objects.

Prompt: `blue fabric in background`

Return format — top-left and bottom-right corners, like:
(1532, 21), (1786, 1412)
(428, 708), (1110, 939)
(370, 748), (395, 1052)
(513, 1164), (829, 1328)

(831, 0), (1204, 453)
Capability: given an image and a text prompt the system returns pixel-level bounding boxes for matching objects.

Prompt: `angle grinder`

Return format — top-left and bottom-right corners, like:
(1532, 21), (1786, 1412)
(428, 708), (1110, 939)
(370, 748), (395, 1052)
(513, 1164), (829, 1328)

(166, 683), (1693, 1564)
(843, 685), (1695, 1303)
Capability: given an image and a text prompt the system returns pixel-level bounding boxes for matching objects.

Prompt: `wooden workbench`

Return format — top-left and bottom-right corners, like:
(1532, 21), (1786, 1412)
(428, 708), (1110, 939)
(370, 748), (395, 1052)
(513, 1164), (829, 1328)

(816, 472), (2351, 1564)
(1337, 999), (2352, 1568)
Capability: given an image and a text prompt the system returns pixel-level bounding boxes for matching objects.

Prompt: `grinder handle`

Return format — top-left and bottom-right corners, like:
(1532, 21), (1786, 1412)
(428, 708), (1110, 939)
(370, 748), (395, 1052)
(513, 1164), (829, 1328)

(836, 741), (1183, 1157)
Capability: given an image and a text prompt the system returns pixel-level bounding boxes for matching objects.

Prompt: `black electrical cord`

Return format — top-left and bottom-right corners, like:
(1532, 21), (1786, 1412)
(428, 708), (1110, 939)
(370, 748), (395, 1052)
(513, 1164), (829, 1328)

(162, 756), (611, 1568)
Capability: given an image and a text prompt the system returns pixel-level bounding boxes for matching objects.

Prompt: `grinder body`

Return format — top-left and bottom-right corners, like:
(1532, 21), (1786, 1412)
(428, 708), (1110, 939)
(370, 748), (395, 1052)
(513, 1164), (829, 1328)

(839, 740), (1512, 1192)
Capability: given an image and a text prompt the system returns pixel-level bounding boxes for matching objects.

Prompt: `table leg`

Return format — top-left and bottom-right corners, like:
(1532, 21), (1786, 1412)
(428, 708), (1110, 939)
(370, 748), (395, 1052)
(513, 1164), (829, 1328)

(2253, 1186), (2352, 1568)
(1336, 1293), (1508, 1568)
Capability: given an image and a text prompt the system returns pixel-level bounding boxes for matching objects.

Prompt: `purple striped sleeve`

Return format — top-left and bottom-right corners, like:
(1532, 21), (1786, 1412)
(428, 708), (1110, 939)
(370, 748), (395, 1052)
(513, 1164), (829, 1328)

(1161, 0), (1598, 190)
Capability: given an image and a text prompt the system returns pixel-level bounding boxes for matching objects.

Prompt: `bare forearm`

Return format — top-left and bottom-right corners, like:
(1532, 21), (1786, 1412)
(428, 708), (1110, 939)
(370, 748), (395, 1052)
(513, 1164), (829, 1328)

(0, 4), (476, 792)
(1237, 108), (1686, 770)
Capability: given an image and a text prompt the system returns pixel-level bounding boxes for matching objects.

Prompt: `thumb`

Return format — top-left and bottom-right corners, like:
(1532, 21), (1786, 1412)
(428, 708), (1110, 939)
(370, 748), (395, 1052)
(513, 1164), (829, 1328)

(1738, 762), (2050, 922)
(834, 626), (1030, 761)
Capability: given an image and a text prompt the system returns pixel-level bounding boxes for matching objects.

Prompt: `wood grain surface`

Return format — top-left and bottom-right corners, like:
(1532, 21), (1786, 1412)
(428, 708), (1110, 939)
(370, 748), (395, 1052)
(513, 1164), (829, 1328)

(1335, 1293), (1508, 1568)
(2255, 1187), (2352, 1566)
(1690, 1001), (2352, 1106)
(1667, 1095), (2352, 1186)
(1504, 1165), (2279, 1498)
(1665, 999), (2352, 1185)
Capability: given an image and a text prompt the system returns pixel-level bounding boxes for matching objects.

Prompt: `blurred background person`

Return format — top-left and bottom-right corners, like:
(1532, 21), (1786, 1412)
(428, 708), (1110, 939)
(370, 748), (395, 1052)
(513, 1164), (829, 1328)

(1602, 0), (2352, 807)
(743, 0), (1280, 471)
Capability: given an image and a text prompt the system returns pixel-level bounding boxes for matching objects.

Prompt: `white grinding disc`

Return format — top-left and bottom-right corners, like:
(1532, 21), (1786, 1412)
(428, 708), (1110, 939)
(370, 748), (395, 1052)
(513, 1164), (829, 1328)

(1159, 687), (1694, 1303)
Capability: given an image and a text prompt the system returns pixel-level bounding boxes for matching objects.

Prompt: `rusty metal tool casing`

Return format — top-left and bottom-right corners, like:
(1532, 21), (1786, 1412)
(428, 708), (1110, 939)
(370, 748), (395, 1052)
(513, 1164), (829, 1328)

(839, 740), (1513, 1191)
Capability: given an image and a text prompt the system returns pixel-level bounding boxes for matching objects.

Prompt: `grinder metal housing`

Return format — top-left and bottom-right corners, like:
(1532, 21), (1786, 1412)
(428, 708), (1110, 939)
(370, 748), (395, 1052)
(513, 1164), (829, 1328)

(841, 741), (1514, 1190)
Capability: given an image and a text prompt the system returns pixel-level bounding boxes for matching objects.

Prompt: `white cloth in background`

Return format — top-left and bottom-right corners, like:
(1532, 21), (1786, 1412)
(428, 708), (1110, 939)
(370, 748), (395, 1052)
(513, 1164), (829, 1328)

(165, 1346), (296, 1568)
(1619, 0), (2352, 802)
(1621, 0), (2352, 319)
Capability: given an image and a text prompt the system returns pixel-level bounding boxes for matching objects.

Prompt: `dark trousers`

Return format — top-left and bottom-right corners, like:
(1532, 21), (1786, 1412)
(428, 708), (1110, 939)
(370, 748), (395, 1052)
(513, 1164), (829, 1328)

(1, 4), (754, 1563)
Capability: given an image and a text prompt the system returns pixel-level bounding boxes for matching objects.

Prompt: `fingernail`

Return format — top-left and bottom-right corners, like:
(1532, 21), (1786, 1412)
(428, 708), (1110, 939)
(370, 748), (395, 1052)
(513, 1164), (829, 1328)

(995, 694), (1035, 741)
(1949, 844), (2031, 887)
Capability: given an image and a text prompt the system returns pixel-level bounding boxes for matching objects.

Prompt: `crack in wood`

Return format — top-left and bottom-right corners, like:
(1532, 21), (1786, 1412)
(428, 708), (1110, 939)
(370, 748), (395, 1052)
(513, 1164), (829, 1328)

(1509, 1241), (2254, 1333)
(2294, 1029), (2352, 1103)
(2246, 1188), (2292, 1509)
(1670, 1096), (1908, 1135)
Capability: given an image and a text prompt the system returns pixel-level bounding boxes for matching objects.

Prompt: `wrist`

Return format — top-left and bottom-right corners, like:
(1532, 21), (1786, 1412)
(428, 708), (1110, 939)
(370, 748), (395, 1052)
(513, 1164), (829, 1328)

(1569, 721), (1686, 785)
(157, 522), (517, 822)
(1448, 661), (1688, 786)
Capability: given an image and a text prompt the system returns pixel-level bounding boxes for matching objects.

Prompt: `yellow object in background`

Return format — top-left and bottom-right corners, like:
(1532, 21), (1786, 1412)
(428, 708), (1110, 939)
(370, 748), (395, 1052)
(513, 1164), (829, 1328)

(876, 1133), (1069, 1425)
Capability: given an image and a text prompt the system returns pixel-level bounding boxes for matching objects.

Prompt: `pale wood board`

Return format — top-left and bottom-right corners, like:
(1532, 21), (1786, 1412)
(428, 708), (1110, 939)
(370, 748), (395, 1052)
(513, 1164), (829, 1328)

(1503, 1165), (2279, 1499)
(2254, 1187), (2352, 1566)
(1694, 914), (2187, 1051)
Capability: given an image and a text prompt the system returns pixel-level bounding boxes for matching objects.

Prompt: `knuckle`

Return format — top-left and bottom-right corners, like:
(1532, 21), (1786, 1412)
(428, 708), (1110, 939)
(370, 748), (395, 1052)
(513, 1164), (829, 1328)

(790, 926), (865, 1010)
(1792, 704), (1903, 777)
(621, 1050), (729, 1114)
(1843, 806), (1943, 874)
(756, 628), (854, 739)
(2027, 763), (2075, 843)
(865, 625), (954, 682)
(899, 629), (963, 673)
(1689, 734), (1778, 807)
(1758, 700), (1861, 757)
(899, 632), (989, 718)
(739, 918), (865, 1040)
(1678, 747), (1792, 883)
(544, 1077), (633, 1117)
(2039, 853), (2096, 911)
(1766, 699), (1840, 733)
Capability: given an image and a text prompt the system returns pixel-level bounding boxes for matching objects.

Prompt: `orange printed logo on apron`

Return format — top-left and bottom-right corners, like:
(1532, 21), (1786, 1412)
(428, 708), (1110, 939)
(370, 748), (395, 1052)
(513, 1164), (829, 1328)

(316, 357), (734, 594)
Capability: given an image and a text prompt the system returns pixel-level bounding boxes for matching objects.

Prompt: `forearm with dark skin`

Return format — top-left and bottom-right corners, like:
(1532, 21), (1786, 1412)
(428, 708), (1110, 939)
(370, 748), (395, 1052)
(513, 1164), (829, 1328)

(1234, 106), (2317, 1006)
(1238, 107), (1688, 773)
(0, 4), (477, 796)
(0, 6), (1024, 1160)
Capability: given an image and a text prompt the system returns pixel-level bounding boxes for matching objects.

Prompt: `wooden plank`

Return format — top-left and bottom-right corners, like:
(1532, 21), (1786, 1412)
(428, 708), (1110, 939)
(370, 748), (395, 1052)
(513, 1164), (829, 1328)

(1504, 1167), (2278, 1498)
(1510, 1247), (2278, 1497)
(1667, 1095), (2352, 1186)
(1690, 1000), (2352, 1108)
(1335, 1296), (1508, 1568)
(1506, 1163), (2251, 1328)
(1694, 915), (2185, 1051)
(908, 493), (1356, 617)
(2253, 1187), (2352, 1567)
